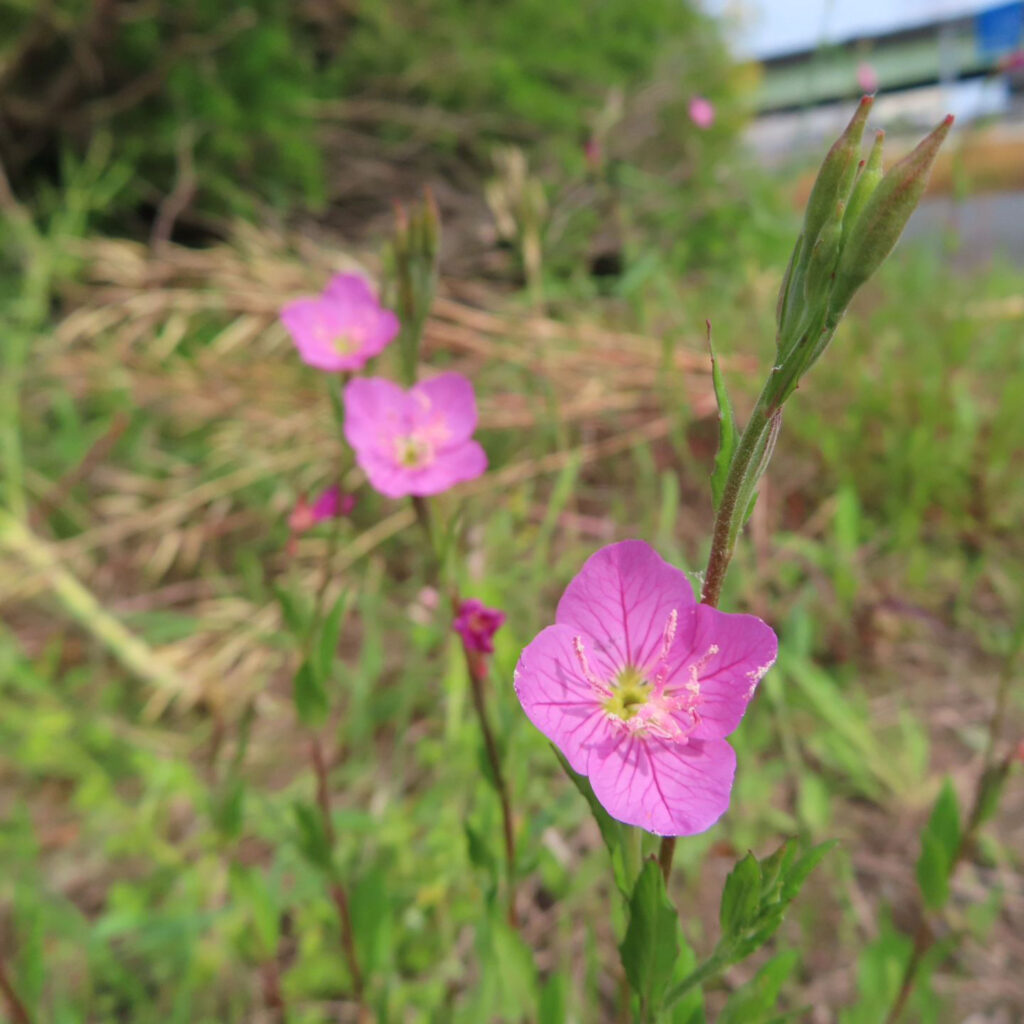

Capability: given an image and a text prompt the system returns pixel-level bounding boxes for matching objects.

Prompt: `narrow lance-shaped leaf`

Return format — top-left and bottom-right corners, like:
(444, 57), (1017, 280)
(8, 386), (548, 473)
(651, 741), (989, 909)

(293, 658), (329, 727)
(916, 777), (962, 911)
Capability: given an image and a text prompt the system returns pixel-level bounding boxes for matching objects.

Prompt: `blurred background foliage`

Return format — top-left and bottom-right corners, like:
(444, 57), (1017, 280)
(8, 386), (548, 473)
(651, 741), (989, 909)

(1, 1), (1022, 1022)
(0, 0), (771, 273)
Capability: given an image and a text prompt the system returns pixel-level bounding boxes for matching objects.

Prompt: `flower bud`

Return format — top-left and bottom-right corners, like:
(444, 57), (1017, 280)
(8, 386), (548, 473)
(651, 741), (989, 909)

(843, 130), (885, 232)
(802, 202), (843, 304)
(830, 115), (953, 315)
(801, 96), (872, 255)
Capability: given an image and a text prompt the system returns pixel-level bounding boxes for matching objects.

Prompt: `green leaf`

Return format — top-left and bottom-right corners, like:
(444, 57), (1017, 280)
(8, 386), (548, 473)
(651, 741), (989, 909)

(916, 778), (961, 911)
(709, 328), (737, 514)
(717, 949), (800, 1024)
(293, 659), (329, 727)
(465, 821), (499, 886)
(273, 583), (308, 637)
(665, 839), (836, 1012)
(538, 972), (568, 1024)
(316, 588), (351, 683)
(292, 801), (332, 871)
(351, 865), (391, 975)
(620, 858), (680, 1014)
(228, 863), (280, 960)
(782, 839), (839, 902)
(720, 852), (760, 937)
(211, 776), (246, 840)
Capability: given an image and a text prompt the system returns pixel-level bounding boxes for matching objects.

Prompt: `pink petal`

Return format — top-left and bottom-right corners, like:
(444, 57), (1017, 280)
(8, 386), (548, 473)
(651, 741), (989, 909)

(412, 372), (479, 443)
(324, 273), (378, 307)
(342, 377), (409, 451)
(663, 604), (777, 740)
(398, 440), (487, 496)
(588, 734), (736, 836)
(514, 624), (620, 776)
(555, 540), (697, 672)
(366, 309), (400, 353)
(281, 298), (348, 371)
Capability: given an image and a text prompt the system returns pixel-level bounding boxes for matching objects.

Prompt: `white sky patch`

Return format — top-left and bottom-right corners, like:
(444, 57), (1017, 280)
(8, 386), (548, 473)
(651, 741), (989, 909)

(704, 0), (1001, 57)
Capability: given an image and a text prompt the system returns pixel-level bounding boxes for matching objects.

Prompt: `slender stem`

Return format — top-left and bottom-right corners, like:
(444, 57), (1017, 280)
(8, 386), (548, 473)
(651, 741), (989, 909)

(0, 952), (31, 1024)
(700, 394), (772, 610)
(298, 481), (366, 1013)
(310, 735), (365, 1002)
(658, 389), (773, 882)
(258, 958), (288, 1023)
(463, 643), (518, 926)
(658, 837), (676, 885)
(411, 496), (519, 926)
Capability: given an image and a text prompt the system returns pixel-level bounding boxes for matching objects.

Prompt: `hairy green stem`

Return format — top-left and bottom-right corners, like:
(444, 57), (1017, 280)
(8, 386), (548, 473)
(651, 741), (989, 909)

(657, 389), (774, 881)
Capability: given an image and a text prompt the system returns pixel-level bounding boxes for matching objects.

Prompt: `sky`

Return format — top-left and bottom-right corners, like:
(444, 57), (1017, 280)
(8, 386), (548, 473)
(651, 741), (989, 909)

(706, 0), (998, 57)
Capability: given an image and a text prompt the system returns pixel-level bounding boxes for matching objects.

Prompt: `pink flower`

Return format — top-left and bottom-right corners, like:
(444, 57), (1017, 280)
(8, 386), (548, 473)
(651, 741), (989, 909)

(454, 598), (506, 654)
(689, 96), (715, 130)
(288, 485), (355, 534)
(281, 273), (399, 372)
(514, 540), (777, 836)
(343, 373), (487, 498)
(856, 62), (879, 94)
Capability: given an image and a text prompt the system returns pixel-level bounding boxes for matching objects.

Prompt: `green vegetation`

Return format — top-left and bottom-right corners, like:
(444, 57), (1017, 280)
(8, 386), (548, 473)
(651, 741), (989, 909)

(0, 3), (1021, 1022)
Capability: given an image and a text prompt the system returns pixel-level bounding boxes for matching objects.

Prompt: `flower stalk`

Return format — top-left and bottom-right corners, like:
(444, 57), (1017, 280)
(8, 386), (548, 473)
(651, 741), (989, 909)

(659, 101), (953, 885)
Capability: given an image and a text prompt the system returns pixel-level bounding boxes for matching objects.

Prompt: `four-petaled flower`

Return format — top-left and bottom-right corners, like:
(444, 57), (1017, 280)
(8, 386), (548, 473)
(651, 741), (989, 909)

(454, 598), (506, 654)
(514, 540), (777, 837)
(343, 372), (487, 498)
(282, 273), (399, 372)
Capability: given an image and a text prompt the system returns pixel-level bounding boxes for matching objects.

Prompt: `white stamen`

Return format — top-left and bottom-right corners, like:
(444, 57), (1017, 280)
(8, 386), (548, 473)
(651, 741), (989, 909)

(573, 636), (607, 693)
(686, 643), (719, 699)
(652, 608), (679, 690)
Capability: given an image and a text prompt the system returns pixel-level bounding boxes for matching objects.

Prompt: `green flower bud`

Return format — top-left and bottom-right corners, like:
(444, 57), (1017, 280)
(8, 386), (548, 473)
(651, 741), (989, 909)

(803, 201), (843, 305)
(830, 115), (953, 315)
(801, 96), (873, 256)
(843, 130), (885, 232)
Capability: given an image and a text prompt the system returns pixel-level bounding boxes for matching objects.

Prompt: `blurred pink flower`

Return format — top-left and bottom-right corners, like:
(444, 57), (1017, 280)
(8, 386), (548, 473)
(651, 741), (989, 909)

(281, 273), (399, 372)
(343, 372), (487, 498)
(289, 485), (355, 534)
(514, 540), (777, 836)
(454, 598), (506, 654)
(857, 62), (879, 94)
(584, 135), (602, 170)
(689, 96), (715, 130)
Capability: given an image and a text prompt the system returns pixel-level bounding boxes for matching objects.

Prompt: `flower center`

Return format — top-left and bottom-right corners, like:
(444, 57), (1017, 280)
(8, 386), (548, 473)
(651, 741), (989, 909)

(394, 434), (434, 469)
(333, 332), (357, 354)
(603, 665), (651, 721)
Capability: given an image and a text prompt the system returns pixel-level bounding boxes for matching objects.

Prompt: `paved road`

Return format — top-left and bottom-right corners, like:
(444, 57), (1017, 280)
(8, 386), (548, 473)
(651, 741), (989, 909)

(904, 190), (1024, 265)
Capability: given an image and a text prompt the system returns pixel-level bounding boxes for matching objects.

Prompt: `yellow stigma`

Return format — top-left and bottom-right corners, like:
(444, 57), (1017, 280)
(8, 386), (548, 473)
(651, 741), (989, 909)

(603, 666), (650, 721)
(333, 333), (356, 354)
